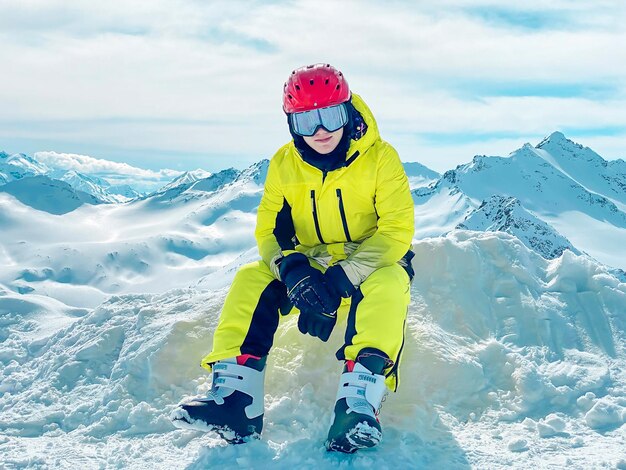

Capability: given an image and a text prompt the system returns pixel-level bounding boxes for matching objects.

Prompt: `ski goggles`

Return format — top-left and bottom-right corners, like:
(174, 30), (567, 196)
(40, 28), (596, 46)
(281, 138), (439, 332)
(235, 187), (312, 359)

(289, 103), (349, 137)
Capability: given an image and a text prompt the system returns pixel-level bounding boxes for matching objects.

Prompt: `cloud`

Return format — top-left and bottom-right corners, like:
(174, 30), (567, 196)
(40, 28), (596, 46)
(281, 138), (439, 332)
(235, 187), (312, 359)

(34, 151), (183, 191)
(1, 0), (625, 171)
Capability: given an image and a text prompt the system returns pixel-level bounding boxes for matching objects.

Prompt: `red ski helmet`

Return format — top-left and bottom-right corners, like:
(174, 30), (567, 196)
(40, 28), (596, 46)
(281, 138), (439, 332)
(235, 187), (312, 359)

(283, 63), (350, 113)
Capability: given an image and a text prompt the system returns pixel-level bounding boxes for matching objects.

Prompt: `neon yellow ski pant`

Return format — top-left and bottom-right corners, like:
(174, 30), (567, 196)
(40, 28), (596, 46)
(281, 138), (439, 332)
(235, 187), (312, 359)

(201, 260), (410, 390)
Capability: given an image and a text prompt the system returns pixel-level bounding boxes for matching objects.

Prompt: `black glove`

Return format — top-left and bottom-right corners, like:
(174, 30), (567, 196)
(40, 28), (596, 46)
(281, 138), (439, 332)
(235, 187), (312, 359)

(295, 264), (356, 342)
(324, 264), (356, 298)
(297, 308), (336, 342)
(279, 253), (341, 315)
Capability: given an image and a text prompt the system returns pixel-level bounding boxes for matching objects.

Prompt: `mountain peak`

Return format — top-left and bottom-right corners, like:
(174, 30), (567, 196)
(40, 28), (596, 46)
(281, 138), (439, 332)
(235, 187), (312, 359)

(155, 169), (211, 194)
(0, 151), (50, 183)
(536, 131), (584, 152)
(236, 159), (269, 184)
(191, 167), (239, 192)
(507, 143), (539, 159)
(544, 131), (567, 142)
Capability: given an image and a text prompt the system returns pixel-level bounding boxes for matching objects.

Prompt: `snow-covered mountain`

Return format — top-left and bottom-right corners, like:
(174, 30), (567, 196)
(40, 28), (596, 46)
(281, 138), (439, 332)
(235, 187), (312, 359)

(457, 195), (581, 260)
(1, 133), (624, 312)
(414, 132), (626, 269)
(155, 169), (212, 194)
(535, 131), (626, 207)
(0, 175), (101, 215)
(145, 167), (240, 205)
(403, 161), (441, 190)
(0, 151), (49, 184)
(55, 170), (133, 204)
(0, 152), (139, 203)
(107, 184), (142, 200)
(0, 159), (267, 307)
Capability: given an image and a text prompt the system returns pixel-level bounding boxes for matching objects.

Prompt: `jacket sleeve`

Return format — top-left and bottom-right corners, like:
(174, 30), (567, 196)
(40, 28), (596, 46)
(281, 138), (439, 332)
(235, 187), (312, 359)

(255, 154), (297, 279)
(339, 143), (414, 286)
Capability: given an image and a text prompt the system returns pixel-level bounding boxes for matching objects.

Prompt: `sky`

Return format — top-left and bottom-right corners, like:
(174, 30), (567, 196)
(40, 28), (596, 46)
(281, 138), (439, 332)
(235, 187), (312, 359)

(1, 0), (626, 189)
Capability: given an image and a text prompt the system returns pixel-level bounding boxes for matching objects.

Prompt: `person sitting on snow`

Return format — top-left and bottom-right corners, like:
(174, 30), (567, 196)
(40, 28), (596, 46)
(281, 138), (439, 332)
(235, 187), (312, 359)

(171, 63), (415, 453)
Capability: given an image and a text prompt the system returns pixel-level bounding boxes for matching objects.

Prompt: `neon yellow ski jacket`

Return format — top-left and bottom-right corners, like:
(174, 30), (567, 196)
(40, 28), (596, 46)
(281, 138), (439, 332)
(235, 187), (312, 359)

(255, 93), (414, 286)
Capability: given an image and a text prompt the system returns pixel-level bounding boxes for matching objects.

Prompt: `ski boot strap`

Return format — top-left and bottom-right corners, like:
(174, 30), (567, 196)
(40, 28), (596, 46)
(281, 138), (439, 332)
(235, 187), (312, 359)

(336, 362), (387, 412)
(210, 359), (265, 419)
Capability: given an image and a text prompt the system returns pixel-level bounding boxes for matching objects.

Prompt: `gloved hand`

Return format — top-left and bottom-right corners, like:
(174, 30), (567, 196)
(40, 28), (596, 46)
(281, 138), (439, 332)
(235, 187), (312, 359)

(297, 308), (336, 342)
(296, 264), (356, 342)
(324, 264), (356, 298)
(279, 253), (341, 316)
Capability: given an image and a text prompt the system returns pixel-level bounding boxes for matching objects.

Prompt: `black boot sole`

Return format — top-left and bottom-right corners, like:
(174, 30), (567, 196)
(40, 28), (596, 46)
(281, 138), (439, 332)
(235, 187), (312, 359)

(171, 407), (262, 444)
(325, 421), (382, 453)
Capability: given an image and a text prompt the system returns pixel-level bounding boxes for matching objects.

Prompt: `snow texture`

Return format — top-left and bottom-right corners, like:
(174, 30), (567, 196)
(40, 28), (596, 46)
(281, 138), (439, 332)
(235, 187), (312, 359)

(1, 133), (626, 469)
(1, 232), (625, 469)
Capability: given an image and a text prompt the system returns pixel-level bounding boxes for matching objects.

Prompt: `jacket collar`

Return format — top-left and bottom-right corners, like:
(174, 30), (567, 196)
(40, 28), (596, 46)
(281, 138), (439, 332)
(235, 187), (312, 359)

(288, 93), (380, 170)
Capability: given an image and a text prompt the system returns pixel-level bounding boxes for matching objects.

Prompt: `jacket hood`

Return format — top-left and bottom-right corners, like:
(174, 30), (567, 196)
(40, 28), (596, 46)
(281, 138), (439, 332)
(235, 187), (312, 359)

(288, 93), (381, 169)
(346, 93), (380, 159)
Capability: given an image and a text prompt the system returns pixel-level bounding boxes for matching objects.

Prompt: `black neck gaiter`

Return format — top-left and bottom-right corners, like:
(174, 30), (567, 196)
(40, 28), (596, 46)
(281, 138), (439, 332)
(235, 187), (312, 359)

(292, 129), (352, 173)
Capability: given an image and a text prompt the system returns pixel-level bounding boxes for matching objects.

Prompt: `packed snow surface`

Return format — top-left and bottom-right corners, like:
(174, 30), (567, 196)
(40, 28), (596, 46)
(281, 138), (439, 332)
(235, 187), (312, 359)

(1, 133), (625, 468)
(1, 231), (625, 469)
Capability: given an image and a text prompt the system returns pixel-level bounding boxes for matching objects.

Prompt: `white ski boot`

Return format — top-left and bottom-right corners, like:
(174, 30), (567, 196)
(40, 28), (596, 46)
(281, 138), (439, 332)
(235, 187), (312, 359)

(325, 354), (389, 453)
(170, 355), (266, 443)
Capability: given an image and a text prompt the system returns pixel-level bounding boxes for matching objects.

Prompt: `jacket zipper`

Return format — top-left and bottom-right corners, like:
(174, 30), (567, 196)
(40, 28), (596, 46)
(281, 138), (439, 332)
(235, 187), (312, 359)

(336, 188), (352, 242)
(311, 189), (326, 244)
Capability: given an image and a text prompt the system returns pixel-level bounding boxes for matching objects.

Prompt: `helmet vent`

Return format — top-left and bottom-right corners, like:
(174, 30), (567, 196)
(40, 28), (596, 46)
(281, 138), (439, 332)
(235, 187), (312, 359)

(283, 64), (349, 113)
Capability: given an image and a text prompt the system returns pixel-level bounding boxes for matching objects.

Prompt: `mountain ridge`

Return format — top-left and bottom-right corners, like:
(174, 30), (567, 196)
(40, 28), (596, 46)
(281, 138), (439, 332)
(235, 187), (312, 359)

(1, 131), (624, 274)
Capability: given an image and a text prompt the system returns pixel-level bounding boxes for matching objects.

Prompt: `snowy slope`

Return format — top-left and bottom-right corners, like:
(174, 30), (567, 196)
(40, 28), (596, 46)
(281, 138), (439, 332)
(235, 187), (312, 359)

(535, 132), (626, 208)
(0, 162), (265, 308)
(0, 152), (49, 184)
(0, 176), (101, 215)
(1, 134), (626, 469)
(155, 169), (213, 194)
(412, 175), (478, 239)
(1, 232), (624, 469)
(457, 195), (580, 259)
(403, 161), (441, 190)
(2, 133), (624, 315)
(416, 137), (626, 269)
(55, 170), (135, 204)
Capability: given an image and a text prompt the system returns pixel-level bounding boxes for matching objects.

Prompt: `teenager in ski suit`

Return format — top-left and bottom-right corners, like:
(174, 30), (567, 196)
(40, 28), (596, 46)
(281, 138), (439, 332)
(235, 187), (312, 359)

(171, 63), (415, 453)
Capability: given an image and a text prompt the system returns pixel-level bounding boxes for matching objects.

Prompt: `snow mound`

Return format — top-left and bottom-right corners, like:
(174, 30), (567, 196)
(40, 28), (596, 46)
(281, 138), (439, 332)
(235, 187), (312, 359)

(0, 231), (624, 469)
